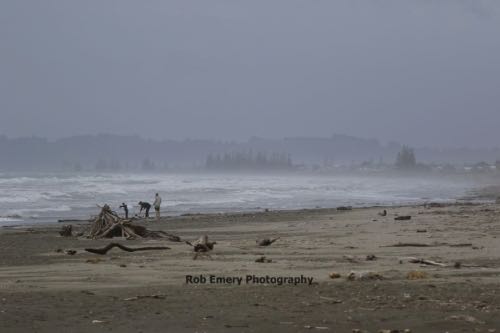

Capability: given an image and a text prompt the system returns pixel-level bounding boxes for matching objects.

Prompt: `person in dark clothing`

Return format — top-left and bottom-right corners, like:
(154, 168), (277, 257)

(119, 203), (129, 219)
(138, 201), (151, 218)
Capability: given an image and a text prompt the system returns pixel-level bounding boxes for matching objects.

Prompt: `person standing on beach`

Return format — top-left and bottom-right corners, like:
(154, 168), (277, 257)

(138, 201), (151, 218)
(119, 202), (129, 219)
(153, 193), (162, 221)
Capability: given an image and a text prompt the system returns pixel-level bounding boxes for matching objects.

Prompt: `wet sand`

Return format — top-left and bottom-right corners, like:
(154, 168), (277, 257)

(1, 203), (500, 332)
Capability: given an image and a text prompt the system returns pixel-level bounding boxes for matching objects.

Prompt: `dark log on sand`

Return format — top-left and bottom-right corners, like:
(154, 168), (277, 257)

(59, 225), (73, 237)
(395, 215), (412, 221)
(256, 237), (280, 246)
(85, 243), (170, 255)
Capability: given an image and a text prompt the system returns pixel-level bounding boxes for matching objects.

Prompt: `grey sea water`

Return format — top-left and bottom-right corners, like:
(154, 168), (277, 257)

(0, 172), (482, 226)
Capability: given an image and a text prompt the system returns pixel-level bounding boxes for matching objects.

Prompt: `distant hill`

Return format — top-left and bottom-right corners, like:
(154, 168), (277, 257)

(0, 134), (499, 171)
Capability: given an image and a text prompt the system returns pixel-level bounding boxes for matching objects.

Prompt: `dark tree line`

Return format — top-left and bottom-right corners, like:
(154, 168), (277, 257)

(206, 151), (293, 171)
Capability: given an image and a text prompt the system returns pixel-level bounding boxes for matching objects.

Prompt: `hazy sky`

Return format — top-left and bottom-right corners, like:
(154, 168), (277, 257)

(1, 1), (499, 148)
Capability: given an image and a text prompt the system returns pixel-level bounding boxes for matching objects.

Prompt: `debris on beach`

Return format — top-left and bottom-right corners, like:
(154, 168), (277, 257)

(385, 242), (431, 247)
(328, 272), (341, 279)
(408, 257), (447, 267)
(378, 209), (387, 216)
(255, 256), (272, 263)
(123, 294), (166, 301)
(337, 206), (353, 211)
(57, 249), (77, 255)
(394, 215), (412, 221)
(59, 225), (73, 237)
(347, 271), (383, 281)
(186, 235), (216, 259)
(366, 254), (377, 261)
(303, 325), (329, 330)
(256, 237), (280, 246)
(85, 242), (170, 255)
(87, 205), (180, 241)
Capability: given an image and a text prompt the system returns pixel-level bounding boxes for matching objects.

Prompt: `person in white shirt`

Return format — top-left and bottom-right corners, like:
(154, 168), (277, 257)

(153, 193), (162, 221)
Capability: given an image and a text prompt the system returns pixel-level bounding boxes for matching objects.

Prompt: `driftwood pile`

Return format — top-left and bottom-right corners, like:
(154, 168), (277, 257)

(88, 205), (180, 241)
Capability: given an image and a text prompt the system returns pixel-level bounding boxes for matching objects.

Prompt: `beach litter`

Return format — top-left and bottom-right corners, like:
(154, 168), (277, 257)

(347, 271), (384, 281)
(123, 294), (165, 301)
(59, 225), (73, 237)
(186, 235), (216, 259)
(256, 237), (280, 246)
(255, 256), (272, 263)
(85, 242), (170, 255)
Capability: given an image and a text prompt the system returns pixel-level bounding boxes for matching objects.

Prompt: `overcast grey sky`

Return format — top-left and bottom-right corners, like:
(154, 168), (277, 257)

(0, 1), (499, 148)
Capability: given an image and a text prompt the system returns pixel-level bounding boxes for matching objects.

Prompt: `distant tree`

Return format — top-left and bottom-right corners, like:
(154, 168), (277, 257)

(395, 146), (416, 169)
(95, 159), (108, 171)
(205, 151), (293, 171)
(142, 158), (155, 171)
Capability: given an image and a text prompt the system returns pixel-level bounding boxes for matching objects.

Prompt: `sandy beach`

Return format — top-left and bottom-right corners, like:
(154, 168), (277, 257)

(1, 202), (500, 332)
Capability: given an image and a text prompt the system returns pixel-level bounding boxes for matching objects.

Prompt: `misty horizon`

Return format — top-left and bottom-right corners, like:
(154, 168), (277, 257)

(2, 131), (500, 151)
(1, 1), (500, 148)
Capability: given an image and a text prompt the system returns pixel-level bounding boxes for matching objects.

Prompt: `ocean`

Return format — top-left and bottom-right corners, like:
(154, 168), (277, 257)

(0, 172), (483, 226)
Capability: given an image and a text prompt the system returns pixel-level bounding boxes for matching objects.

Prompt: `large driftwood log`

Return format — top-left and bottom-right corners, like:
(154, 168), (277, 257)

(256, 237), (280, 246)
(85, 243), (170, 255)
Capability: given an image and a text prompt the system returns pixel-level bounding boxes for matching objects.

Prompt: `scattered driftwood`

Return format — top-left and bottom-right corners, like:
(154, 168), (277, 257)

(84, 242), (170, 255)
(385, 242), (431, 247)
(256, 237), (280, 246)
(378, 210), (387, 217)
(59, 225), (73, 237)
(337, 206), (352, 211)
(255, 256), (272, 263)
(408, 257), (447, 267)
(88, 205), (181, 241)
(347, 271), (383, 281)
(58, 218), (89, 223)
(186, 235), (216, 259)
(123, 294), (166, 301)
(395, 215), (412, 221)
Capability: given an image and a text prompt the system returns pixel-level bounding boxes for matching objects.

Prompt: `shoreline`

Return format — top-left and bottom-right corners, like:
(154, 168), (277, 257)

(1, 194), (493, 229)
